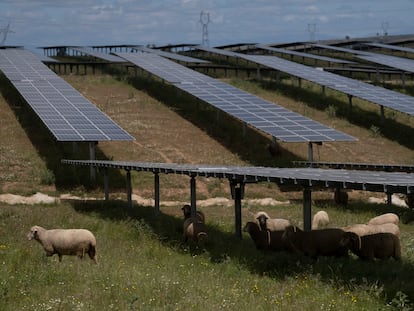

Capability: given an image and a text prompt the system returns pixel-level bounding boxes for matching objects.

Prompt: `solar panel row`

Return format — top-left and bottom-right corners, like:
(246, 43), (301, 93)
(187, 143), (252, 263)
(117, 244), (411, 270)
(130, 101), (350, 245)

(133, 46), (210, 63)
(255, 44), (354, 64)
(357, 53), (414, 74)
(0, 48), (134, 142)
(234, 53), (414, 116)
(365, 42), (414, 54)
(116, 52), (356, 143)
(70, 47), (125, 63)
(62, 159), (414, 194)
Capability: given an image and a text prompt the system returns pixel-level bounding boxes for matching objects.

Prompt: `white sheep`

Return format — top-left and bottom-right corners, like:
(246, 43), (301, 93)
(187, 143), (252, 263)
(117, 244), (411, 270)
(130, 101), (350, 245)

(254, 211), (292, 231)
(342, 223), (400, 238)
(312, 211), (330, 229)
(27, 225), (97, 264)
(367, 213), (399, 226)
(183, 217), (207, 243)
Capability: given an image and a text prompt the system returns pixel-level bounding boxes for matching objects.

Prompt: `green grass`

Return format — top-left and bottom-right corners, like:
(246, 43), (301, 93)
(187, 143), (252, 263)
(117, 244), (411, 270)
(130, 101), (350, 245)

(1, 200), (414, 310)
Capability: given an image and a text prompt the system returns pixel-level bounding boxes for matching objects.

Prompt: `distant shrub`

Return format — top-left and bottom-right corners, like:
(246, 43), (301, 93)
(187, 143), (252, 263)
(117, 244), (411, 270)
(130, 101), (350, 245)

(325, 105), (337, 118)
(369, 125), (381, 137)
(40, 168), (55, 185)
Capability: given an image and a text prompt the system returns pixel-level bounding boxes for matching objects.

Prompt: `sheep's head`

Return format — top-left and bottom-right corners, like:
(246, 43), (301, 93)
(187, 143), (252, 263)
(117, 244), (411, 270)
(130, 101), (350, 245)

(256, 214), (268, 231)
(243, 222), (259, 233)
(27, 226), (40, 241)
(181, 204), (191, 219)
(341, 232), (361, 251)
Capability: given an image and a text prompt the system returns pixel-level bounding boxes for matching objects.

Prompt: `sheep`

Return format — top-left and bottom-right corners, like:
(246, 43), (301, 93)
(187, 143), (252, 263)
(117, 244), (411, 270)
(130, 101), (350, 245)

(27, 225), (97, 264)
(342, 223), (400, 238)
(367, 213), (399, 226)
(243, 221), (297, 251)
(181, 204), (205, 222)
(347, 232), (402, 261)
(282, 226), (354, 258)
(183, 216), (207, 243)
(312, 210), (329, 229)
(254, 211), (292, 232)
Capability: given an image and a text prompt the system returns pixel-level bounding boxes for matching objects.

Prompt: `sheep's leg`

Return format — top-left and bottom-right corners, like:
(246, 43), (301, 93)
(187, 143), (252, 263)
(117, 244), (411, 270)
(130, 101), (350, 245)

(58, 253), (62, 262)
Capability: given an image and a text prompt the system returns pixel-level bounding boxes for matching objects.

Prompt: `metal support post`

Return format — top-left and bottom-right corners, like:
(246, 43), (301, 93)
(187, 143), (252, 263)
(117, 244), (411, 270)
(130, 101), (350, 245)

(190, 176), (197, 217)
(303, 187), (312, 231)
(104, 168), (109, 201)
(230, 181), (245, 239)
(126, 170), (132, 207)
(154, 173), (160, 214)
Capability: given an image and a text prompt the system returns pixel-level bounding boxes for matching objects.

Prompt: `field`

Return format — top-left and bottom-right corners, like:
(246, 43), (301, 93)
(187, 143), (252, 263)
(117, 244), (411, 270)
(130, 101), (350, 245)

(1, 64), (414, 310)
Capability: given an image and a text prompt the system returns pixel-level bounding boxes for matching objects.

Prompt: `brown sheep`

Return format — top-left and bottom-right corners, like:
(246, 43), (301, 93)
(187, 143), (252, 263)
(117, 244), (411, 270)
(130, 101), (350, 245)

(183, 217), (207, 243)
(243, 221), (296, 251)
(282, 226), (353, 258)
(181, 204), (205, 222)
(348, 232), (402, 261)
(27, 225), (97, 264)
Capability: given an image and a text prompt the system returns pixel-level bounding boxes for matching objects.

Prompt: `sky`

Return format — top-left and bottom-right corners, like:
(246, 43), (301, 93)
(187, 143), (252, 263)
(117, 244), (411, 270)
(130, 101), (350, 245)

(0, 0), (413, 48)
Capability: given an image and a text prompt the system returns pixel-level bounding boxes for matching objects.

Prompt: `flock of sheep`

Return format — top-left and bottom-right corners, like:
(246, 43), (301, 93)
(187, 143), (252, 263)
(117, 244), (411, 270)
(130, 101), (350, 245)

(27, 206), (401, 263)
(244, 211), (401, 261)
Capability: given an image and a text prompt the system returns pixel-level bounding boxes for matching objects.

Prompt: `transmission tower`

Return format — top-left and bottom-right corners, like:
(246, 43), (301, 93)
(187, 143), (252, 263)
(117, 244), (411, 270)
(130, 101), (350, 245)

(0, 23), (14, 45)
(199, 11), (210, 47)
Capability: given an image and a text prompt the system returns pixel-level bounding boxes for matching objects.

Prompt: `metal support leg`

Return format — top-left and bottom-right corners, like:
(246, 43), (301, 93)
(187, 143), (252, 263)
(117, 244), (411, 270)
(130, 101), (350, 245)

(308, 142), (314, 162)
(190, 176), (197, 217)
(303, 187), (312, 231)
(230, 181), (245, 239)
(387, 192), (392, 206)
(104, 168), (109, 201)
(126, 170), (132, 207)
(89, 142), (96, 181)
(154, 173), (160, 215)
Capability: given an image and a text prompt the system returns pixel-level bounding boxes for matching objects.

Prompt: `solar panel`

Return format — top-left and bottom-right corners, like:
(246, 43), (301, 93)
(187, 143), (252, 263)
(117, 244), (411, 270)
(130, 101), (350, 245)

(365, 42), (414, 54)
(70, 47), (125, 63)
(116, 52), (356, 143)
(255, 44), (354, 64)
(0, 48), (134, 142)
(193, 45), (241, 57)
(311, 43), (371, 55)
(133, 46), (210, 63)
(356, 53), (414, 74)
(62, 159), (414, 194)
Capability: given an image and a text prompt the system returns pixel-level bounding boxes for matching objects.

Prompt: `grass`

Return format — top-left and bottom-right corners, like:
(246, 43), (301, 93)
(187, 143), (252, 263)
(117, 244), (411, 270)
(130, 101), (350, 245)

(1, 67), (414, 309)
(2, 200), (414, 310)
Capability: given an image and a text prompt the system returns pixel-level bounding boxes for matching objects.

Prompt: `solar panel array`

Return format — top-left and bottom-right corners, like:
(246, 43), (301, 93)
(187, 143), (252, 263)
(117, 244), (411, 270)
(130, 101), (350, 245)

(255, 44), (354, 64)
(0, 48), (134, 141)
(116, 52), (356, 143)
(62, 159), (414, 194)
(232, 53), (414, 116)
(70, 47), (125, 63)
(133, 46), (210, 63)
